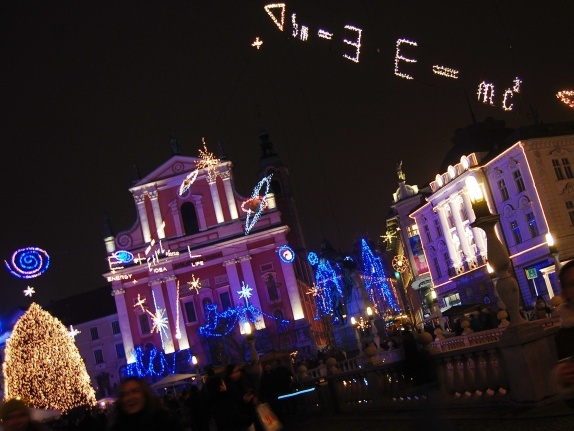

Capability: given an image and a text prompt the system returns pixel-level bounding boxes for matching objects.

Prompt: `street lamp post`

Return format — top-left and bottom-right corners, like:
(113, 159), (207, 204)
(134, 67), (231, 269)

(466, 176), (527, 326)
(241, 321), (259, 363)
(546, 233), (562, 276)
(191, 355), (201, 388)
(350, 317), (363, 355)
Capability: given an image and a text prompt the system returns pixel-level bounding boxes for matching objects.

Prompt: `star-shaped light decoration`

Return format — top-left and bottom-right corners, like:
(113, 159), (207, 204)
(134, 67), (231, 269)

(251, 36), (263, 49)
(147, 307), (169, 336)
(187, 274), (202, 294)
(381, 230), (396, 244)
(195, 138), (220, 184)
(237, 281), (253, 303)
(134, 294), (147, 311)
(306, 284), (324, 297)
(23, 286), (35, 297)
(68, 325), (81, 340)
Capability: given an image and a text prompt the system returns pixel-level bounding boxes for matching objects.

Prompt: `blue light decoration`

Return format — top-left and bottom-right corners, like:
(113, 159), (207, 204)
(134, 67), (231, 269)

(4, 247), (50, 279)
(360, 238), (400, 314)
(307, 252), (318, 266)
(199, 302), (290, 338)
(313, 260), (344, 321)
(126, 346), (192, 378)
(114, 250), (134, 264)
(278, 245), (295, 263)
(244, 174), (273, 235)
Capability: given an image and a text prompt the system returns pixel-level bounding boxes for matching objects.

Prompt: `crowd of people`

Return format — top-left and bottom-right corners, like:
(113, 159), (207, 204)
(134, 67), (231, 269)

(0, 361), (293, 431)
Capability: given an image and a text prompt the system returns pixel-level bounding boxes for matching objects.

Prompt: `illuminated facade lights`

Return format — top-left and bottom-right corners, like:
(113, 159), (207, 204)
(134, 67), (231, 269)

(557, 90), (574, 108)
(196, 138), (221, 184)
(477, 81), (495, 104)
(318, 29), (333, 40)
(343, 25), (362, 63)
(5, 247), (50, 279)
(244, 174), (272, 235)
(432, 65), (459, 79)
(264, 3), (286, 31)
(251, 37), (264, 49)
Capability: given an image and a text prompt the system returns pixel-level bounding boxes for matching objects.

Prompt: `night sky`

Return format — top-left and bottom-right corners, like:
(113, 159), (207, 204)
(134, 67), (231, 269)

(1, 0), (573, 313)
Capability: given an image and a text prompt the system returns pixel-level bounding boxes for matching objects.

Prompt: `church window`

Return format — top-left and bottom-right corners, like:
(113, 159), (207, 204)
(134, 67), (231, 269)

(510, 220), (522, 244)
(498, 179), (510, 201)
(181, 202), (199, 235)
(525, 212), (539, 238)
(513, 169), (526, 193)
(184, 300), (198, 323)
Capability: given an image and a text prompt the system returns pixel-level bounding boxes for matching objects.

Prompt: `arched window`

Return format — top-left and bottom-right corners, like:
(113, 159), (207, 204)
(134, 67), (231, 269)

(181, 202), (199, 235)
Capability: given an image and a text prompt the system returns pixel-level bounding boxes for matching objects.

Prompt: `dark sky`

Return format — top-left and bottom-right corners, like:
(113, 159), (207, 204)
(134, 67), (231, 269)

(1, 0), (573, 312)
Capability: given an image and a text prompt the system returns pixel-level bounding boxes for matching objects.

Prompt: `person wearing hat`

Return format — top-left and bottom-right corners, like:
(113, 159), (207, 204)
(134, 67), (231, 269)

(0, 399), (48, 431)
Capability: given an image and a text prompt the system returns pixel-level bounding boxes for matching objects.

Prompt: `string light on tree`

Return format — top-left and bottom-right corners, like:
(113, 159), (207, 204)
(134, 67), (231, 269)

(5, 247), (50, 279)
(395, 38), (418, 79)
(2, 303), (96, 413)
(23, 286), (35, 297)
(557, 90), (574, 108)
(126, 346), (191, 378)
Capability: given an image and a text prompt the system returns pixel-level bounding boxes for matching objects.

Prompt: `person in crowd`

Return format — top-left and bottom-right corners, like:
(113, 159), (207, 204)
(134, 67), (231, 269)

(535, 295), (552, 319)
(553, 260), (574, 406)
(107, 377), (184, 431)
(0, 399), (49, 431)
(224, 364), (258, 430)
(206, 376), (254, 431)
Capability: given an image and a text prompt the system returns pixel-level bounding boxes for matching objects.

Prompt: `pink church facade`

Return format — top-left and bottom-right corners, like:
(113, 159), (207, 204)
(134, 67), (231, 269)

(102, 151), (315, 370)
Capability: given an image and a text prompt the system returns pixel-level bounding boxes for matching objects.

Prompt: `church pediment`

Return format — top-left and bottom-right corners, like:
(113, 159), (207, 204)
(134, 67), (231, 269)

(132, 155), (200, 187)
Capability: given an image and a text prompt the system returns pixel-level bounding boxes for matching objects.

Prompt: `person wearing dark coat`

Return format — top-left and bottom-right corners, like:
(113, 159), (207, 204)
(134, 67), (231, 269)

(206, 376), (254, 431)
(107, 377), (184, 431)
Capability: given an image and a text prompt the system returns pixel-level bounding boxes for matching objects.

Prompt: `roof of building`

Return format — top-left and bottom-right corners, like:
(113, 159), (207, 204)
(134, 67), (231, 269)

(46, 285), (116, 326)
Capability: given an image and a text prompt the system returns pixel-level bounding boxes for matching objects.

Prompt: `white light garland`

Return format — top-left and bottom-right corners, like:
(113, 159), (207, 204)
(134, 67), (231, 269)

(477, 81), (495, 104)
(432, 65), (458, 79)
(318, 29), (333, 40)
(557, 90), (574, 108)
(264, 3), (286, 31)
(343, 25), (362, 63)
(395, 38), (418, 79)
(175, 281), (181, 340)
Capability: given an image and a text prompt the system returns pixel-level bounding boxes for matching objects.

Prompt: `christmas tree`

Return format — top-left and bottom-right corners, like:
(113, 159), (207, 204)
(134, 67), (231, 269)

(2, 302), (96, 412)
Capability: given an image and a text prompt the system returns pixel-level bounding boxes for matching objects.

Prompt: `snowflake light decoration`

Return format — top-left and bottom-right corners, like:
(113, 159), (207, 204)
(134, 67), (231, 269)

(392, 255), (409, 273)
(187, 274), (202, 294)
(68, 325), (81, 340)
(237, 281), (253, 303)
(23, 286), (35, 297)
(148, 307), (169, 336)
(245, 174), (272, 235)
(134, 294), (147, 311)
(196, 138), (220, 184)
(381, 230), (396, 244)
(251, 37), (263, 49)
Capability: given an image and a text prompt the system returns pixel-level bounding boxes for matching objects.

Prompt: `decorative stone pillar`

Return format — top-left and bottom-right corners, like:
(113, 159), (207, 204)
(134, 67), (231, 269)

(220, 170), (239, 220)
(148, 189), (165, 239)
(207, 178), (224, 224)
(436, 205), (461, 268)
(461, 190), (487, 255)
(448, 197), (473, 260)
(279, 255), (305, 320)
(134, 194), (151, 243)
(112, 287), (136, 364)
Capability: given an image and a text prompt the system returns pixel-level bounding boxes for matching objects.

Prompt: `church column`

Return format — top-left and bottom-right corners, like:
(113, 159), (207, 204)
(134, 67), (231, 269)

(134, 194), (151, 243)
(448, 197), (473, 260)
(168, 200), (184, 237)
(208, 178), (225, 224)
(149, 279), (175, 354)
(436, 205), (461, 267)
(220, 170), (239, 220)
(164, 276), (190, 350)
(280, 255), (305, 320)
(112, 287), (136, 364)
(148, 189), (165, 239)
(461, 190), (487, 254)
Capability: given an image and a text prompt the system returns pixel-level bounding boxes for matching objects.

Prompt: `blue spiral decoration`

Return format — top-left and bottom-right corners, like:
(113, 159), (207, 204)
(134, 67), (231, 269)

(4, 247), (50, 279)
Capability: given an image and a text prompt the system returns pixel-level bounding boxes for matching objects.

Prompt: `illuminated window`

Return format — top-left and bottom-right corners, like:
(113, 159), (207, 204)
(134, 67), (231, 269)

(184, 300), (197, 323)
(407, 224), (419, 237)
(94, 349), (104, 364)
(552, 158), (572, 180)
(111, 320), (121, 335)
(445, 293), (461, 307)
(565, 159), (573, 178)
(510, 220), (522, 244)
(566, 201), (574, 225)
(498, 179), (510, 201)
(90, 327), (99, 341)
(138, 314), (151, 335)
(525, 212), (539, 237)
(424, 225), (432, 242)
(513, 170), (526, 193)
(115, 343), (125, 359)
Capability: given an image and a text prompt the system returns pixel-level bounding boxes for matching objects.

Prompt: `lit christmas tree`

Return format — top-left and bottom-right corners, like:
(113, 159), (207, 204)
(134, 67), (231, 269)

(2, 303), (96, 412)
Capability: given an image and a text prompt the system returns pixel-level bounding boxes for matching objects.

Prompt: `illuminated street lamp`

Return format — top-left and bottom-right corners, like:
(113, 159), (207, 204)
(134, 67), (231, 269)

(241, 321), (259, 362)
(466, 176), (527, 326)
(191, 355), (201, 388)
(546, 233), (562, 274)
(350, 317), (364, 355)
